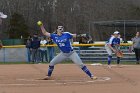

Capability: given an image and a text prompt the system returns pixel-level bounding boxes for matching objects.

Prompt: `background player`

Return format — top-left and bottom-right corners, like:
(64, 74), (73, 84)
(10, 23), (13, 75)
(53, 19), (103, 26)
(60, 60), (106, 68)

(132, 32), (140, 64)
(105, 31), (121, 68)
(38, 21), (97, 80)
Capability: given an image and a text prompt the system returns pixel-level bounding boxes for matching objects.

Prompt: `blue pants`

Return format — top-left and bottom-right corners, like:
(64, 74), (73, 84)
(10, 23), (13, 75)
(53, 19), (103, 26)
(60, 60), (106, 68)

(32, 48), (40, 63)
(47, 47), (55, 62)
(47, 51), (93, 78)
(26, 48), (32, 62)
(40, 50), (48, 62)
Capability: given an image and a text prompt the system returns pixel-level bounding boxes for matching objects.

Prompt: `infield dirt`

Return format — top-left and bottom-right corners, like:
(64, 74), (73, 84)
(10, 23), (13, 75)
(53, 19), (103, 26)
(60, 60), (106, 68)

(0, 64), (139, 93)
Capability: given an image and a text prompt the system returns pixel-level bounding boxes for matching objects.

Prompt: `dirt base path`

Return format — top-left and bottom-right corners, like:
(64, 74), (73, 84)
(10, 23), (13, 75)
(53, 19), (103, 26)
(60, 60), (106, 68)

(0, 64), (139, 93)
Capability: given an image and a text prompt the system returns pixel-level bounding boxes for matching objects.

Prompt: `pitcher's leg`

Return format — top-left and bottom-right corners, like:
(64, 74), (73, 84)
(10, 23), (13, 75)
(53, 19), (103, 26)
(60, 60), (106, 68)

(69, 52), (95, 79)
(46, 52), (67, 78)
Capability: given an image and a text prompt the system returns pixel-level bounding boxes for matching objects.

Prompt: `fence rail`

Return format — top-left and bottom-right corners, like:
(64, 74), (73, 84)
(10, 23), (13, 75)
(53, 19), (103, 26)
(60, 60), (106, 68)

(0, 43), (135, 62)
(2, 43), (132, 48)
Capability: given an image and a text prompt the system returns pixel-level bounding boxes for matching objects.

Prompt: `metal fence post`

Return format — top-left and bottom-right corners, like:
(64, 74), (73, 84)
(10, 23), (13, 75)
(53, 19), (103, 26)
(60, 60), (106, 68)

(3, 48), (6, 62)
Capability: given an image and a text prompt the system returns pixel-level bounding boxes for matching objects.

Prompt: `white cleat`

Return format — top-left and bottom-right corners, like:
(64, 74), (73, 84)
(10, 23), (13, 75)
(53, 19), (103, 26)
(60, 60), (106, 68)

(90, 76), (98, 80)
(42, 76), (51, 80)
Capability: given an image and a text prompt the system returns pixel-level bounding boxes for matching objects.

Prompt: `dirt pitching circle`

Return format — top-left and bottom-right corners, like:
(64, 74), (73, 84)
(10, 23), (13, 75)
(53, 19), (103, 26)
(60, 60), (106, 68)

(15, 77), (111, 86)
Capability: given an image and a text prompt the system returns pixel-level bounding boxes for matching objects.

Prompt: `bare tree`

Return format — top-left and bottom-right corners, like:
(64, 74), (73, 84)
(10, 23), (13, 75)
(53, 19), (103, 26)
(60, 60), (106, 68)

(0, 0), (140, 40)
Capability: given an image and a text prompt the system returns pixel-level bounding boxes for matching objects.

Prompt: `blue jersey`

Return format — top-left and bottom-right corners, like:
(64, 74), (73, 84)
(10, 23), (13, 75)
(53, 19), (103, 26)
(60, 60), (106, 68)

(107, 36), (120, 47)
(50, 32), (73, 53)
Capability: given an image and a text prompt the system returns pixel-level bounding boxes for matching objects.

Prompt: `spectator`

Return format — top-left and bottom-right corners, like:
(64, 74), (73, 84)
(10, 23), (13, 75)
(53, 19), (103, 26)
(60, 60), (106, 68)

(0, 39), (3, 50)
(26, 36), (32, 62)
(47, 37), (55, 62)
(78, 33), (93, 44)
(79, 37), (87, 44)
(40, 37), (48, 62)
(132, 32), (140, 64)
(31, 34), (40, 63)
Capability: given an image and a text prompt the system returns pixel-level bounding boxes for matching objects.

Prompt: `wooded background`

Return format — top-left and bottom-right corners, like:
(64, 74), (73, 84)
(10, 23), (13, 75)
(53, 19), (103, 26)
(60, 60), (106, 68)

(0, 0), (140, 40)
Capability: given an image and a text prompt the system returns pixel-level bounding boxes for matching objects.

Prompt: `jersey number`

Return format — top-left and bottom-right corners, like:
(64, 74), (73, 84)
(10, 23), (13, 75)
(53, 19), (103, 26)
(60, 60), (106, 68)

(59, 43), (65, 47)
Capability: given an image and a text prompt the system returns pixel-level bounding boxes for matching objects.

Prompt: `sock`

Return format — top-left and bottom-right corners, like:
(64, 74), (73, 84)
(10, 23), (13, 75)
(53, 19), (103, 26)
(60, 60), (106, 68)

(81, 65), (93, 78)
(108, 56), (112, 65)
(117, 57), (120, 64)
(47, 65), (54, 76)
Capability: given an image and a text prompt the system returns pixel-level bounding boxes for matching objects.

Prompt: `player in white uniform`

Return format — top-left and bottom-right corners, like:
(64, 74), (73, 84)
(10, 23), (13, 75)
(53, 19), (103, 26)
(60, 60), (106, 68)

(105, 31), (121, 68)
(38, 23), (97, 80)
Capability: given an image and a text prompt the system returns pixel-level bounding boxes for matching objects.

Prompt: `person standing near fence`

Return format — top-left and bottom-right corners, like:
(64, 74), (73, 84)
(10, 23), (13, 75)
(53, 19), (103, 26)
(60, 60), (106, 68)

(47, 37), (55, 62)
(26, 36), (32, 62)
(132, 32), (140, 64)
(40, 37), (48, 62)
(0, 16), (2, 25)
(31, 34), (40, 63)
(105, 31), (121, 68)
(0, 40), (3, 50)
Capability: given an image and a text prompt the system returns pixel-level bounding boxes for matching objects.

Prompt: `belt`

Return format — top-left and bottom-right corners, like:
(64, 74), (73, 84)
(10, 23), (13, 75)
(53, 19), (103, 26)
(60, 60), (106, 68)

(63, 50), (73, 53)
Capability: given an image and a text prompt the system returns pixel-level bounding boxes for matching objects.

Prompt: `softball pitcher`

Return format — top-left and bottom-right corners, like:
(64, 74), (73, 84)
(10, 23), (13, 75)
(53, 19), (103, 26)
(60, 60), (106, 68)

(105, 31), (121, 68)
(38, 22), (97, 80)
